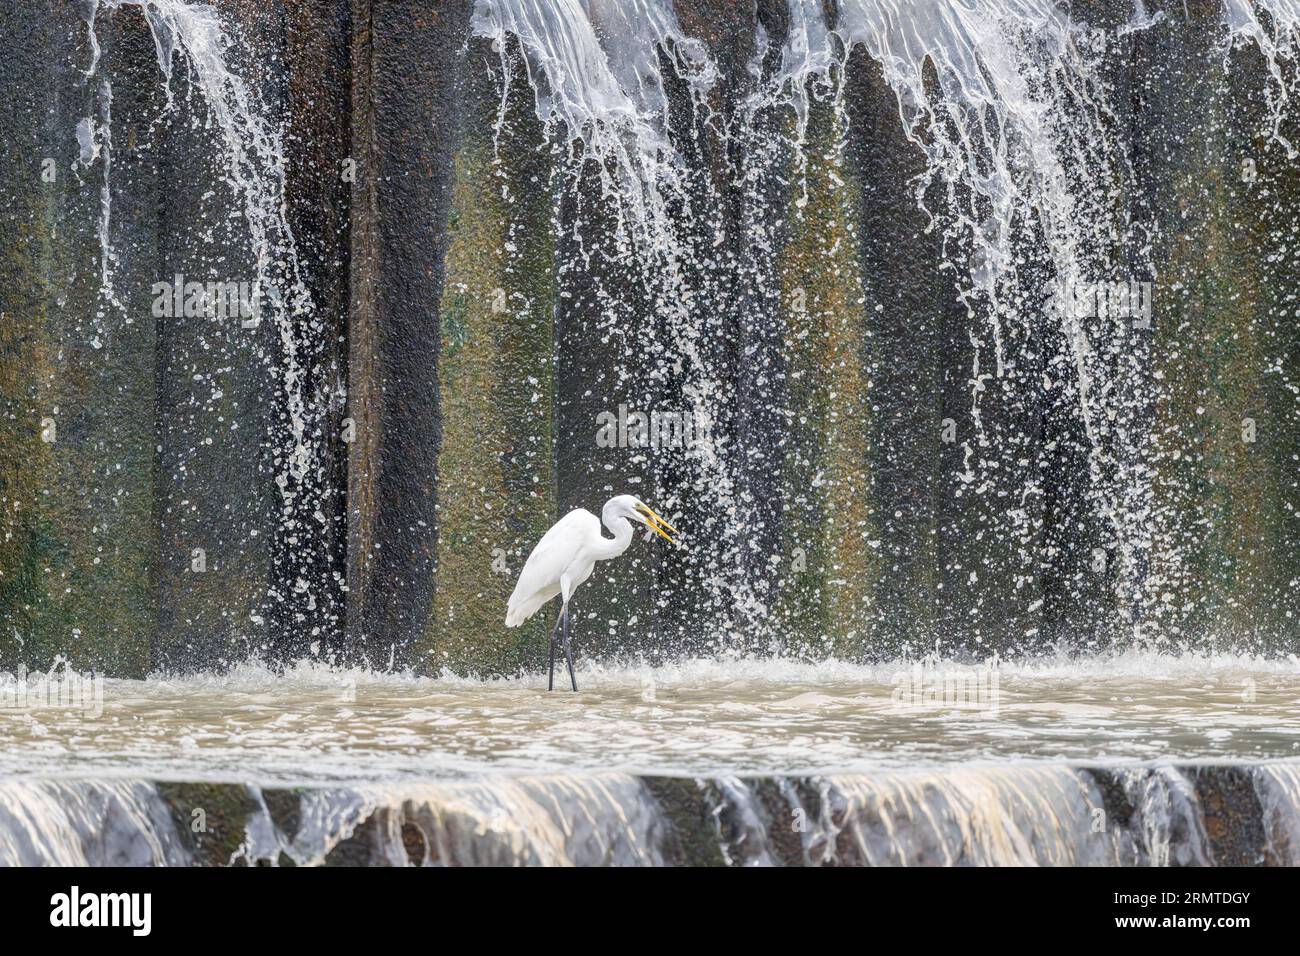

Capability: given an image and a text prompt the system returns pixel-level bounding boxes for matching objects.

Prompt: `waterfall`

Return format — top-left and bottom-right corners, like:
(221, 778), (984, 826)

(471, 0), (715, 239)
(472, 0), (750, 643)
(706, 766), (1213, 866)
(5, 0), (1300, 875)
(236, 776), (672, 866)
(81, 0), (327, 615)
(0, 780), (188, 866)
(4, 762), (1294, 866)
(4, 0), (1300, 669)
(466, 0), (1300, 654)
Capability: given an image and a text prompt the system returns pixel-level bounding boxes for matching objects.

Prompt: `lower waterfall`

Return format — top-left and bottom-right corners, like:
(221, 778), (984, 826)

(3, 761), (1295, 866)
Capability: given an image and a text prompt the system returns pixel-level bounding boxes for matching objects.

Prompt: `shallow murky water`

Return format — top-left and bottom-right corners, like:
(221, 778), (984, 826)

(2, 652), (1298, 786)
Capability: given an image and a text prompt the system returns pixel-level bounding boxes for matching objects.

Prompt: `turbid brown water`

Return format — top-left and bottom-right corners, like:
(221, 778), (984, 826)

(3, 652), (1297, 785)
(2, 653), (1299, 866)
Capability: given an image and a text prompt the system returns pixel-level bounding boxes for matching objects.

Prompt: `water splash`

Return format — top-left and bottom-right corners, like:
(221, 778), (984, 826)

(81, 0), (328, 619)
(72, 78), (123, 334)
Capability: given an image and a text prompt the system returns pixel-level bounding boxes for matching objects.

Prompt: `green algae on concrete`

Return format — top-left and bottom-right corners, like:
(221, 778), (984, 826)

(156, 781), (264, 867)
(841, 47), (949, 658)
(1227, 35), (1300, 646)
(1144, 12), (1295, 649)
(418, 37), (557, 677)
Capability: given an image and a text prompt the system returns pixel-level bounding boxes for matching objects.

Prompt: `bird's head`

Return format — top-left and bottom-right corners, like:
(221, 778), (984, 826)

(606, 495), (678, 544)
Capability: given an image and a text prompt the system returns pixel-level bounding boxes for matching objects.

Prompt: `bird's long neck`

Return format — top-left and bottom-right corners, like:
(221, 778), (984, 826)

(592, 513), (634, 562)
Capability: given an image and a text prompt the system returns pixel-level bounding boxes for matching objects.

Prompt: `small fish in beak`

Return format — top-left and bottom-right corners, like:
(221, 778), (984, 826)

(634, 502), (678, 543)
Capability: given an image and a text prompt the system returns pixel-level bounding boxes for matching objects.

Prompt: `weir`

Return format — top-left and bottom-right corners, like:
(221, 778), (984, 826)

(2, 1), (1300, 868)
(3, 1), (1298, 672)
(1, 762), (1297, 866)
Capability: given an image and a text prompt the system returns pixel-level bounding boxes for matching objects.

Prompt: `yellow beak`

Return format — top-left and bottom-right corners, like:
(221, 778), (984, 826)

(637, 504), (678, 543)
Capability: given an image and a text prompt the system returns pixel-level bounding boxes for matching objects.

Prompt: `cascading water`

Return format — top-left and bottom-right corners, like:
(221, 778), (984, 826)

(1254, 762), (1300, 864)
(5, 758), (1298, 866)
(3, 0), (1300, 868)
(8, 0), (1295, 660)
(74, 1), (335, 653)
(84, 0), (311, 451)
(459, 0), (1300, 656)
(0, 780), (188, 867)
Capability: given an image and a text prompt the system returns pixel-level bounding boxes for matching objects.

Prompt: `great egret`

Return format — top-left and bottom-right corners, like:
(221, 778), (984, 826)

(505, 495), (677, 691)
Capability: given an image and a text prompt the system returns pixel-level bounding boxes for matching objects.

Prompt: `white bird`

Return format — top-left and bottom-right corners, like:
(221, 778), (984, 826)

(505, 495), (677, 691)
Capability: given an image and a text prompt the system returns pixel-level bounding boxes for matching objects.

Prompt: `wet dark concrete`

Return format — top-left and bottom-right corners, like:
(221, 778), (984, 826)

(345, 0), (470, 665)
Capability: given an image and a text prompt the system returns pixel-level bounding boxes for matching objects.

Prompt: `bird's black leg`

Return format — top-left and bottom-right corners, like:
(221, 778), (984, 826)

(562, 606), (577, 692)
(547, 611), (562, 692)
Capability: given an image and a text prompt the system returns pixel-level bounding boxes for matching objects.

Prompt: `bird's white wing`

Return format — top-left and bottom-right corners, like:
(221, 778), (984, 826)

(505, 509), (600, 627)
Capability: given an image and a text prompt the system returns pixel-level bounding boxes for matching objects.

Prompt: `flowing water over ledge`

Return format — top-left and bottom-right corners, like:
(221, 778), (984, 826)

(2, 655), (1298, 865)
(4, 1), (1300, 870)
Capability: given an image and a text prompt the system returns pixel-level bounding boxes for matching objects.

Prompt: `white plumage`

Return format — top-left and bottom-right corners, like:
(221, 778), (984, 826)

(505, 508), (601, 628)
(504, 494), (677, 691)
